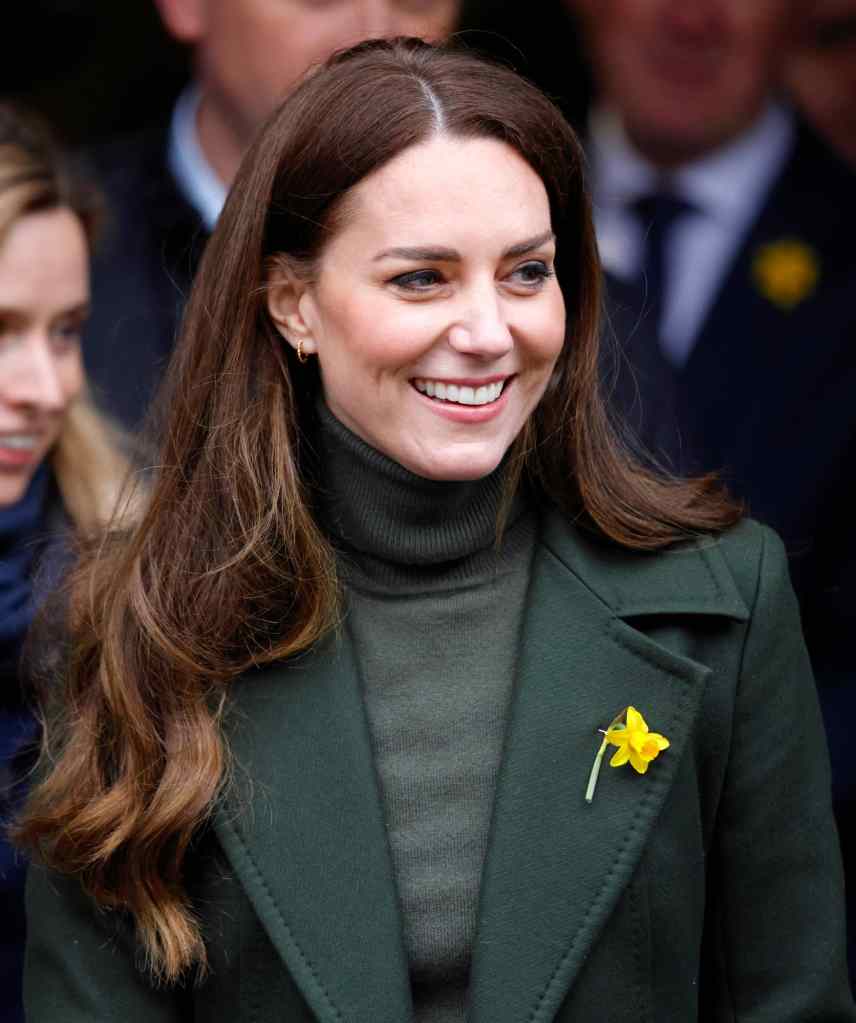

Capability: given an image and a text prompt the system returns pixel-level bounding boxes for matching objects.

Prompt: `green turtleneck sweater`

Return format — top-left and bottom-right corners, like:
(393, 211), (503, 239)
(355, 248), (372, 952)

(316, 404), (536, 1023)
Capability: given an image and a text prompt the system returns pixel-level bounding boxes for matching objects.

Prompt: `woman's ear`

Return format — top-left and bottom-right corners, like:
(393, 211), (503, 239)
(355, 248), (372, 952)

(266, 258), (319, 358)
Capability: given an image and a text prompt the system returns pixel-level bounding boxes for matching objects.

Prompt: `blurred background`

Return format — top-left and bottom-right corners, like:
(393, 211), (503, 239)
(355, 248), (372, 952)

(2, 0), (188, 146)
(2, 0), (592, 145)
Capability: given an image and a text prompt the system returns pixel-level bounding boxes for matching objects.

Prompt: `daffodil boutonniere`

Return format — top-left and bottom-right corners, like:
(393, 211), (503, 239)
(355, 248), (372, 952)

(585, 706), (670, 804)
(751, 238), (820, 311)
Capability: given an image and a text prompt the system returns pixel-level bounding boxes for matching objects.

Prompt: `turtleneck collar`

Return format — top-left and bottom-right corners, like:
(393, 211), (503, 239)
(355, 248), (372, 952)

(314, 400), (527, 572)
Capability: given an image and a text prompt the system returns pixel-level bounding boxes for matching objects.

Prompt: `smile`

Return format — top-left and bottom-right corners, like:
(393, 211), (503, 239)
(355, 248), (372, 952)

(411, 378), (507, 406)
(0, 435), (39, 450)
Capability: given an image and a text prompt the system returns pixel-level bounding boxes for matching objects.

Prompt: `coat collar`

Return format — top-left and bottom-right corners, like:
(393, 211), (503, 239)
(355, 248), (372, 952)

(214, 510), (747, 1023)
(539, 511), (748, 621)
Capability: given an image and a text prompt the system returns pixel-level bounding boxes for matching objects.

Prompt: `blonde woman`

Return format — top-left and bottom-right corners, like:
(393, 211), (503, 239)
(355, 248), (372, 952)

(0, 103), (129, 1023)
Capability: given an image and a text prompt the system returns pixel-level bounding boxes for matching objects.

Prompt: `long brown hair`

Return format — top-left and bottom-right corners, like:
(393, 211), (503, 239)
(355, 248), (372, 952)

(17, 39), (739, 983)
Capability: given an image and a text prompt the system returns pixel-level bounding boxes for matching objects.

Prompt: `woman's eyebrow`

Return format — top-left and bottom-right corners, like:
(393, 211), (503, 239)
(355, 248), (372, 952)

(502, 230), (556, 258)
(374, 230), (556, 264)
(374, 245), (460, 262)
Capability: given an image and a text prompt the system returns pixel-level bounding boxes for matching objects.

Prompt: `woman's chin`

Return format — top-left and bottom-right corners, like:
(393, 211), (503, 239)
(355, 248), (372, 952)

(0, 466), (39, 508)
(399, 446), (507, 483)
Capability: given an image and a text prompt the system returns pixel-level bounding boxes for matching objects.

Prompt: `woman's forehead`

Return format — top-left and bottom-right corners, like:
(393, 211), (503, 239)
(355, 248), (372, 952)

(325, 136), (553, 258)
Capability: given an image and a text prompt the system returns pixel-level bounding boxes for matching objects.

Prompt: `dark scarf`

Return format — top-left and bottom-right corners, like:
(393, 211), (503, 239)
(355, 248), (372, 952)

(0, 465), (50, 686)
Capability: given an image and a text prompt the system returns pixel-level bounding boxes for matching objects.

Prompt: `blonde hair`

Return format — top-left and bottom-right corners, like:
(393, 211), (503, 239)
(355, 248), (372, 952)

(52, 396), (135, 532)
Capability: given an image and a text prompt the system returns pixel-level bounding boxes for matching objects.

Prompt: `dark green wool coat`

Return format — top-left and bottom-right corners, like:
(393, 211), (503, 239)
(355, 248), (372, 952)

(24, 513), (855, 1022)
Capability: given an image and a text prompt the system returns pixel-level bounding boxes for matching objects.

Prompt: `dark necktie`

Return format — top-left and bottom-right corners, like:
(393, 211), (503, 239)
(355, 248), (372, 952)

(630, 191), (694, 339)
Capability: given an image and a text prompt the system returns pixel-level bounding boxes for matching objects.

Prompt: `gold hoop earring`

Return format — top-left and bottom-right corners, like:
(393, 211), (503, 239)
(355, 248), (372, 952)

(296, 339), (309, 364)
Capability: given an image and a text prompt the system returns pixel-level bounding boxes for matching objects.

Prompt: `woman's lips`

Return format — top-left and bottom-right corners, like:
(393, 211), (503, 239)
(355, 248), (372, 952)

(410, 375), (514, 423)
(0, 433), (45, 469)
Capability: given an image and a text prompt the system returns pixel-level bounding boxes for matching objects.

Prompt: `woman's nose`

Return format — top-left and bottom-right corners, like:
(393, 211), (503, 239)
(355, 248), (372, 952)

(7, 341), (66, 413)
(447, 290), (514, 358)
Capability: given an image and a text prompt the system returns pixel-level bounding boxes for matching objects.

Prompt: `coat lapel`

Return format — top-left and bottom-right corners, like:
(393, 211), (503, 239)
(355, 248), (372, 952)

(468, 514), (748, 1023)
(213, 625), (412, 1023)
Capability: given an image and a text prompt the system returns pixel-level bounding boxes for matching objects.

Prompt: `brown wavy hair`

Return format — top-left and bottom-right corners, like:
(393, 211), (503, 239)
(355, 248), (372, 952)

(16, 38), (739, 983)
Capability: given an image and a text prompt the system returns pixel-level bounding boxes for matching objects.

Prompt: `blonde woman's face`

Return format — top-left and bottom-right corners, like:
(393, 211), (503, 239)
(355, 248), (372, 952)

(0, 208), (88, 507)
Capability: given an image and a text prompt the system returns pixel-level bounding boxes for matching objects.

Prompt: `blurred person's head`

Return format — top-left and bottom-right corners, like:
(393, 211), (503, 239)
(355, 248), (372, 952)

(0, 105), (127, 526)
(571, 0), (796, 167)
(784, 0), (856, 167)
(154, 0), (462, 184)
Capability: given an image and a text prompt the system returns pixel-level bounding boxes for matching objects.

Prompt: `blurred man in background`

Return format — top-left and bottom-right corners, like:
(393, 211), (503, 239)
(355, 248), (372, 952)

(571, 0), (856, 972)
(784, 0), (856, 169)
(84, 0), (460, 430)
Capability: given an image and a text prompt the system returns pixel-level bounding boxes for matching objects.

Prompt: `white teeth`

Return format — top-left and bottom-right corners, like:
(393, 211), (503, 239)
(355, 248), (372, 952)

(0, 435), (38, 450)
(413, 379), (506, 406)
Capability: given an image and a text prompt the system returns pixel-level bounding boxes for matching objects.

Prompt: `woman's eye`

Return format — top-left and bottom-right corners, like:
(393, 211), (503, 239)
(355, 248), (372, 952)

(389, 269), (445, 291)
(51, 320), (83, 350)
(509, 260), (554, 287)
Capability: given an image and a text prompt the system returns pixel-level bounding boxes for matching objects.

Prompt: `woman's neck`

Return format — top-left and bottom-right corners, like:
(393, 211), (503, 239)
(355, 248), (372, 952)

(314, 401), (525, 570)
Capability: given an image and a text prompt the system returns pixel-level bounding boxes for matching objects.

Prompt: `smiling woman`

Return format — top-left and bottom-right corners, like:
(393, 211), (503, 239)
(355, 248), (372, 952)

(265, 135), (565, 481)
(0, 208), (88, 506)
(0, 104), (130, 1023)
(16, 38), (855, 1023)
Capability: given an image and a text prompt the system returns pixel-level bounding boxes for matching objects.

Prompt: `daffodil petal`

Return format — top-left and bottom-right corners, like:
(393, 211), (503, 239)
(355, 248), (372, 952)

(649, 733), (670, 751)
(605, 728), (627, 747)
(626, 706), (647, 733)
(610, 745), (630, 767)
(629, 749), (650, 773)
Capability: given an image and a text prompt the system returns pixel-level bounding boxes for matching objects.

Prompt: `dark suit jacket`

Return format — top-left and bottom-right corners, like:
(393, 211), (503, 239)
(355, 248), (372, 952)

(83, 123), (208, 431)
(674, 121), (856, 668)
(609, 121), (856, 656)
(606, 124), (856, 953)
(24, 513), (854, 1021)
(601, 273), (681, 469)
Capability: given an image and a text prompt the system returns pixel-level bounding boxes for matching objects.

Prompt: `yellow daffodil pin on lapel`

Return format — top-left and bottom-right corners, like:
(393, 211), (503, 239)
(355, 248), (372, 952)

(585, 706), (670, 803)
(751, 238), (820, 311)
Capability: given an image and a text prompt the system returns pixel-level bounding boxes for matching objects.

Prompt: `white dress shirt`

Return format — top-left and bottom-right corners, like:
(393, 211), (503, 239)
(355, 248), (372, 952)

(167, 86), (228, 233)
(589, 103), (795, 366)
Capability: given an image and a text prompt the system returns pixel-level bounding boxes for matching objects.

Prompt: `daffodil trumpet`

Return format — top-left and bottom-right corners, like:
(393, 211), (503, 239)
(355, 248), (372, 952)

(585, 706), (670, 804)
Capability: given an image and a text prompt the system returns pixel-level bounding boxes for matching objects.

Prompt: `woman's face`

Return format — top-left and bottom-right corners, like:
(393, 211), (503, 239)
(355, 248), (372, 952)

(0, 207), (88, 507)
(272, 135), (566, 481)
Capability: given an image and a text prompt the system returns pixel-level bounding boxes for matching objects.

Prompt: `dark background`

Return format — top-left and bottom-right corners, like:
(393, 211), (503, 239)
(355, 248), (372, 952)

(2, 0), (590, 146)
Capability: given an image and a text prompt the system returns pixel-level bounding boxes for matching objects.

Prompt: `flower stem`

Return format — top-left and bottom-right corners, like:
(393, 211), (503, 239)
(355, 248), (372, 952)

(585, 737), (609, 803)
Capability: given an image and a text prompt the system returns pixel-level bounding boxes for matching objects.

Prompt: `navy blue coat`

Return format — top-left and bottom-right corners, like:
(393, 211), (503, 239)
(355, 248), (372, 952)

(1, 483), (67, 1023)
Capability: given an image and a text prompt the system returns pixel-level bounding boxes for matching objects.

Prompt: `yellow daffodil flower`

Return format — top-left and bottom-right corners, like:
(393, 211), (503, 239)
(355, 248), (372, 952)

(751, 239), (820, 310)
(605, 706), (670, 774)
(585, 706), (670, 803)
